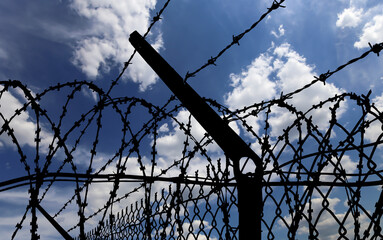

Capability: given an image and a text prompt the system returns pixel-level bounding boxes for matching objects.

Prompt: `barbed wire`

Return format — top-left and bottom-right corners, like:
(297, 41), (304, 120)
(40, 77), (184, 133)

(183, 0), (286, 82)
(107, 0), (172, 96)
(1, 0), (383, 239)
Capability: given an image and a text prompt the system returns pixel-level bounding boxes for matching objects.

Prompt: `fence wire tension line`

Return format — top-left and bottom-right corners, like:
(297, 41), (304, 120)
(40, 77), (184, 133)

(1, 0), (383, 239)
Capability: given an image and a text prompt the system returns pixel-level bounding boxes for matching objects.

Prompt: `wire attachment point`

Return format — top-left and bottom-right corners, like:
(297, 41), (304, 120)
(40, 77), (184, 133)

(268, 0), (286, 11)
(152, 13), (162, 23)
(369, 42), (382, 56)
(314, 70), (330, 85)
(208, 57), (217, 66)
(233, 35), (241, 45)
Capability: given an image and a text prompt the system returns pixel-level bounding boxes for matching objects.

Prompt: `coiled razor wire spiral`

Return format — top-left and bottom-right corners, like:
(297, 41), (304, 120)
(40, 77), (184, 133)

(1, 0), (383, 239)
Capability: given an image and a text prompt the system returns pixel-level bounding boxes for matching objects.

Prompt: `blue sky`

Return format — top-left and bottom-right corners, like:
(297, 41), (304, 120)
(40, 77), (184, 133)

(0, 0), (383, 239)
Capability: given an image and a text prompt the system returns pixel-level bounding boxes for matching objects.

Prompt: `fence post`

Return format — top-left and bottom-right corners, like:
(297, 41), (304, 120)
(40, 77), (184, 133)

(129, 30), (264, 239)
(30, 188), (40, 240)
(236, 171), (263, 239)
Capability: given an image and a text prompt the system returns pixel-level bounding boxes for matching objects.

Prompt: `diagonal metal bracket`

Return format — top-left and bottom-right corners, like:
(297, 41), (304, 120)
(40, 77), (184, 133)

(129, 31), (264, 240)
(36, 204), (74, 240)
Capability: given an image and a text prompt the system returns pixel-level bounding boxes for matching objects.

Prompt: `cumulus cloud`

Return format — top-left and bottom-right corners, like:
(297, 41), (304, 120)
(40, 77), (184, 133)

(70, 0), (163, 91)
(183, 220), (217, 240)
(72, 37), (117, 78)
(0, 149), (162, 239)
(224, 42), (345, 139)
(319, 155), (357, 183)
(336, 7), (363, 29)
(0, 186), (83, 239)
(154, 109), (241, 177)
(354, 14), (383, 49)
(156, 110), (226, 159)
(365, 93), (383, 142)
(158, 123), (169, 133)
(0, 88), (52, 150)
(276, 187), (372, 239)
(334, 2), (383, 49)
(225, 54), (276, 110)
(277, 195), (341, 238)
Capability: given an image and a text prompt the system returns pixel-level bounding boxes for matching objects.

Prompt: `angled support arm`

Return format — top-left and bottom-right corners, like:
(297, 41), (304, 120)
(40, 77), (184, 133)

(129, 31), (264, 240)
(129, 31), (261, 170)
(36, 204), (74, 240)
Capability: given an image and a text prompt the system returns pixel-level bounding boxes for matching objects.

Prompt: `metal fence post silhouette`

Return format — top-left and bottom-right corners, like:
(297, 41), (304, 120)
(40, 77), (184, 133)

(129, 30), (264, 239)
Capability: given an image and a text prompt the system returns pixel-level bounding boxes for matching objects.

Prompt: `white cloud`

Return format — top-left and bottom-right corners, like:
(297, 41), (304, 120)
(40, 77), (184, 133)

(0, 87), (52, 151)
(273, 44), (346, 133)
(72, 37), (117, 79)
(184, 220), (217, 240)
(320, 155), (357, 182)
(158, 123), (170, 132)
(276, 190), (372, 239)
(70, 0), (163, 91)
(81, 87), (99, 102)
(336, 7), (363, 29)
(0, 150), (158, 238)
(0, 187), (81, 240)
(225, 54), (276, 110)
(334, 2), (383, 49)
(365, 93), (383, 142)
(354, 14), (383, 49)
(156, 109), (223, 161)
(154, 109), (242, 178)
(156, 130), (185, 160)
(270, 24), (285, 38)
(277, 195), (342, 238)
(224, 43), (345, 140)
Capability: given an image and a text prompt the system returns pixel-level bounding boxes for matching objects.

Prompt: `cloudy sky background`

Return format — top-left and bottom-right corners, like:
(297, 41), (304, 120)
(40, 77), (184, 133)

(0, 0), (383, 239)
